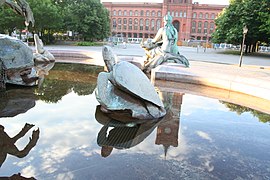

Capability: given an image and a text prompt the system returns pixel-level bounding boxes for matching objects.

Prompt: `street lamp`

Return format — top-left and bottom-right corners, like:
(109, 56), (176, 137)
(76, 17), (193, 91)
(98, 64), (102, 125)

(239, 25), (248, 67)
(204, 33), (208, 52)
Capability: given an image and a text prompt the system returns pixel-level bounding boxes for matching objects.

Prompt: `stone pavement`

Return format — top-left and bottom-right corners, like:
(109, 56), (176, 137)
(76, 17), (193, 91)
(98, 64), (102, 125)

(44, 45), (270, 114)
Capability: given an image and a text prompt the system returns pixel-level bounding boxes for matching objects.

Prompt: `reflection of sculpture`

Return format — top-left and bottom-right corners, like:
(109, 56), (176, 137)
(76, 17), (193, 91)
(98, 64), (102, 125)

(95, 46), (166, 121)
(0, 87), (37, 117)
(0, 123), (39, 167)
(1, 173), (36, 180)
(141, 15), (189, 73)
(33, 34), (55, 63)
(35, 62), (55, 88)
(95, 105), (161, 157)
(0, 0), (34, 27)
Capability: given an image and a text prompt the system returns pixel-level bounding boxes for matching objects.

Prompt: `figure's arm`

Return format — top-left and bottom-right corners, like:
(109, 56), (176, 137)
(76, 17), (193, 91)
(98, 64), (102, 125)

(11, 123), (34, 143)
(152, 28), (163, 44)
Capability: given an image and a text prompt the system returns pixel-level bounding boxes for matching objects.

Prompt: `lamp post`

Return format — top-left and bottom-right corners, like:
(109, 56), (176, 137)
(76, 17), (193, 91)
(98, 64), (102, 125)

(204, 32), (208, 52)
(239, 25), (248, 67)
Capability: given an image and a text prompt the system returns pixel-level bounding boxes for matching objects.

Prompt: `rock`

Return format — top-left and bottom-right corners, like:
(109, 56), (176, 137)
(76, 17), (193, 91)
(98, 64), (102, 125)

(0, 34), (38, 86)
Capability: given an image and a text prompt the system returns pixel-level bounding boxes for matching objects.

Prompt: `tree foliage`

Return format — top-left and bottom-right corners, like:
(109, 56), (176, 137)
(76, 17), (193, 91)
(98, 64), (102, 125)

(212, 0), (270, 51)
(0, 0), (110, 43)
(63, 0), (110, 41)
(220, 101), (270, 124)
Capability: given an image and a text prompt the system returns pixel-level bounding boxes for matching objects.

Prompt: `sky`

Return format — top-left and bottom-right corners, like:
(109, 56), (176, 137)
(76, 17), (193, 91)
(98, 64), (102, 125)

(101, 0), (230, 5)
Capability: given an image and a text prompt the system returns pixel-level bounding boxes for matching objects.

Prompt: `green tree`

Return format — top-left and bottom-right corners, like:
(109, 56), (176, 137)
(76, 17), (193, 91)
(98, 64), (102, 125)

(212, 0), (270, 53)
(63, 0), (110, 41)
(27, 0), (63, 44)
(0, 6), (25, 34)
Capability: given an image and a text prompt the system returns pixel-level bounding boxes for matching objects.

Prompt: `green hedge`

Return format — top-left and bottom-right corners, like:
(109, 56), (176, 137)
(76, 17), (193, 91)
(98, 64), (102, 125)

(75, 41), (103, 46)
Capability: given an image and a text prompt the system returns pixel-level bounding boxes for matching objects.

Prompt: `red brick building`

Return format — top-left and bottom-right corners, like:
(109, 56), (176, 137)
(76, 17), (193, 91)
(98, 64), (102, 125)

(102, 0), (226, 42)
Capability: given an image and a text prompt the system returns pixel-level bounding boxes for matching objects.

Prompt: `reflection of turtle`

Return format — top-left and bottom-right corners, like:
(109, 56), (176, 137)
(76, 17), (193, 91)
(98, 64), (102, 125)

(95, 46), (166, 121)
(95, 105), (161, 157)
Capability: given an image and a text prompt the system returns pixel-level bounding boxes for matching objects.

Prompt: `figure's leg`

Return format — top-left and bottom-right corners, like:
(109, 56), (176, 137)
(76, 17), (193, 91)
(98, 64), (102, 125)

(11, 123), (34, 143)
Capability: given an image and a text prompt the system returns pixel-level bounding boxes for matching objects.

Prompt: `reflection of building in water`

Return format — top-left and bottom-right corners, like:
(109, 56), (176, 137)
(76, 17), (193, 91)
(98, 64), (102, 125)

(155, 92), (184, 157)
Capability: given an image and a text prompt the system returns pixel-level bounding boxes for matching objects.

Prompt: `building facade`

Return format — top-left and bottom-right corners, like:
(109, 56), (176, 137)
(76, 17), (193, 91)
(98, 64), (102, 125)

(102, 0), (226, 42)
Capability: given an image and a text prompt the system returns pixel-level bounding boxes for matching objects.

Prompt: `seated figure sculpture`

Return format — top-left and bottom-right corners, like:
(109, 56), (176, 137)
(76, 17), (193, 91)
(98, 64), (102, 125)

(141, 15), (189, 73)
(95, 46), (166, 123)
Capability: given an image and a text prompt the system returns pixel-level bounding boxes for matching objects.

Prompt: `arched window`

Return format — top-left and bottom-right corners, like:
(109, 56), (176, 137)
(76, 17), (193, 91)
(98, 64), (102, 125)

(140, 18), (144, 30)
(198, 21), (202, 33)
(135, 10), (139, 16)
(179, 11), (183, 17)
(211, 13), (215, 19)
(172, 11), (175, 17)
(199, 12), (203, 19)
(123, 18), (127, 30)
(205, 13), (209, 19)
(157, 11), (161, 17)
(112, 18), (117, 30)
(113, 10), (116, 16)
(193, 12), (197, 18)
(145, 19), (149, 30)
(168, 11), (171, 15)
(129, 18), (132, 30)
(129, 10), (133, 16)
(183, 11), (186, 17)
(157, 19), (161, 30)
(151, 19), (155, 31)
(173, 20), (180, 32)
(204, 21), (208, 33)
(192, 21), (196, 33)
(118, 18), (122, 30)
(118, 10), (122, 16)
(210, 22), (215, 33)
(124, 10), (127, 16)
(175, 12), (178, 17)
(140, 10), (144, 16)
(152, 11), (155, 17)
(134, 18), (138, 30)
(146, 11), (150, 16)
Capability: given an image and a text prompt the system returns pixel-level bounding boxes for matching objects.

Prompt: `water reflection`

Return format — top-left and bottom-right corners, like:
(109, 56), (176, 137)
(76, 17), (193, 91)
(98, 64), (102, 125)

(0, 87), (37, 118)
(156, 91), (183, 158)
(221, 101), (270, 124)
(95, 105), (161, 157)
(36, 63), (102, 103)
(0, 123), (39, 167)
(95, 91), (184, 158)
(0, 63), (270, 179)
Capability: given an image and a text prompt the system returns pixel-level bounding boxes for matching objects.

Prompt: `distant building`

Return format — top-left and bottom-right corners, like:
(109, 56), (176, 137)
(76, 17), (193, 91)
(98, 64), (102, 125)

(102, 0), (226, 43)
